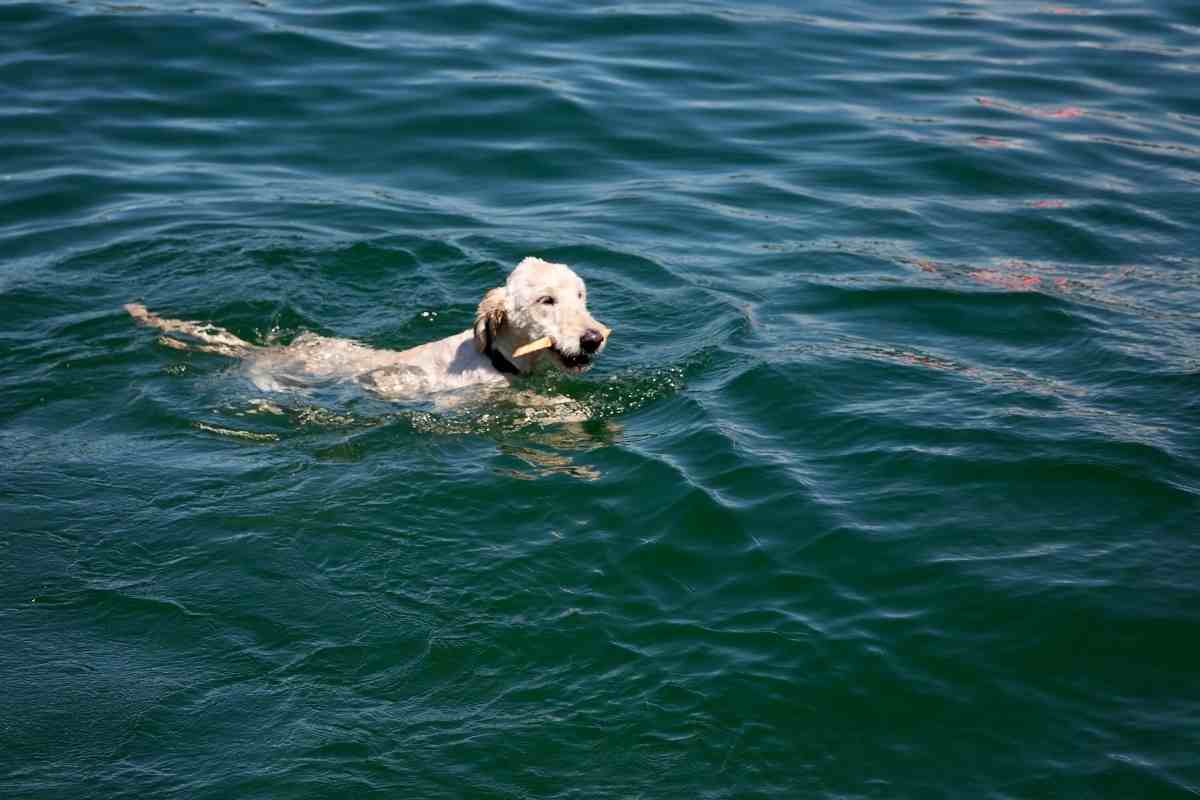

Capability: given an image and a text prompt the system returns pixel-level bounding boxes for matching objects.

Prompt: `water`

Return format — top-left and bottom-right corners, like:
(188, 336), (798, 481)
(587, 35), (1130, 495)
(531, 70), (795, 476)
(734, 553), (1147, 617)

(2, 1), (1199, 797)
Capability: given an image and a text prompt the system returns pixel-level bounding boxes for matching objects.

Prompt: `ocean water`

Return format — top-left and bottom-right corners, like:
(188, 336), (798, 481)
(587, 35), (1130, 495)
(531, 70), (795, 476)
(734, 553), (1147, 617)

(2, 0), (1199, 797)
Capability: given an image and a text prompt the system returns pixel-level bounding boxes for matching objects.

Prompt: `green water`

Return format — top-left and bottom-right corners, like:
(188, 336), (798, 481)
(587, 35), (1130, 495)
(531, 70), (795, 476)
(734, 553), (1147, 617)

(2, 1), (1199, 797)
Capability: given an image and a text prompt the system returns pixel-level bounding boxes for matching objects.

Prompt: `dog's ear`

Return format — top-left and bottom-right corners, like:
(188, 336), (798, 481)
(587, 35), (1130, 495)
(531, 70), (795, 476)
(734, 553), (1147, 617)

(473, 287), (508, 353)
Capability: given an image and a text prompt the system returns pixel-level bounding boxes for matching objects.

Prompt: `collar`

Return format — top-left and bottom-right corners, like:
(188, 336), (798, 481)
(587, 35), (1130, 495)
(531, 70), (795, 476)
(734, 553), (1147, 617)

(484, 342), (521, 375)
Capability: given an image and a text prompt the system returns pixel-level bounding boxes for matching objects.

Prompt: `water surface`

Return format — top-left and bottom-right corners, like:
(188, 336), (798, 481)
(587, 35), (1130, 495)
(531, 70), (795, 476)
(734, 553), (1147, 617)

(2, 1), (1199, 797)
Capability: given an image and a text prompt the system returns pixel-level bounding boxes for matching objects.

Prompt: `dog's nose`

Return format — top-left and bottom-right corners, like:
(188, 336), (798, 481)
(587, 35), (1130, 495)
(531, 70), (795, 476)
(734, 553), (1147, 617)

(580, 329), (604, 354)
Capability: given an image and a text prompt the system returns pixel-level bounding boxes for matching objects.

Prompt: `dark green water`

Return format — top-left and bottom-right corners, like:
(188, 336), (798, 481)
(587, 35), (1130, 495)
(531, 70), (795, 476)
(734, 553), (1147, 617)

(3, 0), (1199, 797)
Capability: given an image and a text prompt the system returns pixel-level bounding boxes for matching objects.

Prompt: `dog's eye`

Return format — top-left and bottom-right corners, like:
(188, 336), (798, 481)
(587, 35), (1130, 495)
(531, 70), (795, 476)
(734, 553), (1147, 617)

(539, 295), (556, 306)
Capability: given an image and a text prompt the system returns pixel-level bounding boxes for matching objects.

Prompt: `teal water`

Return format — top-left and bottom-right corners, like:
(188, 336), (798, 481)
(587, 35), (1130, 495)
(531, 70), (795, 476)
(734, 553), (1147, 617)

(3, 1), (1199, 797)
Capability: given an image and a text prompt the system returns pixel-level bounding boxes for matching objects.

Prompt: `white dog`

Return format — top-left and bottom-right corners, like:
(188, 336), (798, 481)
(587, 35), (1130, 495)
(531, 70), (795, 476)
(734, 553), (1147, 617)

(126, 257), (611, 398)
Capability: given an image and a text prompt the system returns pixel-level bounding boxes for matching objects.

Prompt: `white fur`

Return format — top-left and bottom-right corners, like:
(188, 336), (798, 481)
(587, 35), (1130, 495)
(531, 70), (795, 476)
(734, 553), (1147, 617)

(125, 257), (609, 399)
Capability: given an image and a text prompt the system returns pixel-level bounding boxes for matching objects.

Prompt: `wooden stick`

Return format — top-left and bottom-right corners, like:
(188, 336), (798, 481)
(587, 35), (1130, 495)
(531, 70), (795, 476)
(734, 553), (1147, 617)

(512, 337), (554, 358)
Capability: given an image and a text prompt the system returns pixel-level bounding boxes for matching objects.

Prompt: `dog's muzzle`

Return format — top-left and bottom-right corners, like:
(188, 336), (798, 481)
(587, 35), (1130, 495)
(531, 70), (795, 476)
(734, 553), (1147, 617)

(558, 351), (592, 369)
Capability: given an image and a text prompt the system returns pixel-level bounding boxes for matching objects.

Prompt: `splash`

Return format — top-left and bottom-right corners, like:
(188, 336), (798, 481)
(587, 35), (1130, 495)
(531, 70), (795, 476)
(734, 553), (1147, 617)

(191, 364), (688, 443)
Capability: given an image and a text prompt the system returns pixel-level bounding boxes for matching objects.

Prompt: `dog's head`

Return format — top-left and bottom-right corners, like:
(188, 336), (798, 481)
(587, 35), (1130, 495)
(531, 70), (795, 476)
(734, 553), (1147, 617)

(473, 257), (610, 374)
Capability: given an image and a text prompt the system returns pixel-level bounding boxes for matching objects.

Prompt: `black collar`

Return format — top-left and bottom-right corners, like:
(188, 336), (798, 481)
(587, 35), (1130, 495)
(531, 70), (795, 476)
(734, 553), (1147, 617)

(484, 343), (521, 375)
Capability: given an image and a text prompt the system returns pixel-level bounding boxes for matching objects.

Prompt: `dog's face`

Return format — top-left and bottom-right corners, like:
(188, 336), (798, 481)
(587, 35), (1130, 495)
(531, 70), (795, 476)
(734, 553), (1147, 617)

(474, 257), (610, 374)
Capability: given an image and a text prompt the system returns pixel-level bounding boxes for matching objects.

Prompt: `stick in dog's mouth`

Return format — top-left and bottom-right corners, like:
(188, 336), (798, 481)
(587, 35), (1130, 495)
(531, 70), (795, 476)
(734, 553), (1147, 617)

(511, 337), (554, 358)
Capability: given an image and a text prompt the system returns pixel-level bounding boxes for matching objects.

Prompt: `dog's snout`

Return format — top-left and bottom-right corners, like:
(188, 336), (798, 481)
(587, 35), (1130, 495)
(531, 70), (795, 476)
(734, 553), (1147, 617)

(580, 329), (604, 354)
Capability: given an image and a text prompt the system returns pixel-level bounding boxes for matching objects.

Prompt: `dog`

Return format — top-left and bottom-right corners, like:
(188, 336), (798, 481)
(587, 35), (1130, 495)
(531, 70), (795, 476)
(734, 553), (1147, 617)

(126, 256), (611, 399)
